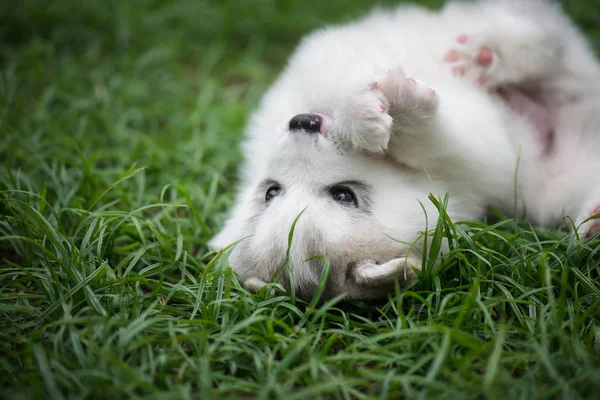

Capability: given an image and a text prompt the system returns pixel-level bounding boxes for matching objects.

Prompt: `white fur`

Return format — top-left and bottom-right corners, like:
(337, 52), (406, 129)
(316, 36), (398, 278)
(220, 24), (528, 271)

(211, 0), (600, 300)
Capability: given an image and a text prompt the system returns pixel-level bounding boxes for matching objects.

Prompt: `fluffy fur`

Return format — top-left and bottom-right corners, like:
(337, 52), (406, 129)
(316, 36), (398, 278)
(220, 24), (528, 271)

(210, 0), (600, 300)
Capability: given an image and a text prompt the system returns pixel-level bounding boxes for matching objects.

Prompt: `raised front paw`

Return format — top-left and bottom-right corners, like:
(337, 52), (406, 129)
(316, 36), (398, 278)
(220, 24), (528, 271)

(352, 256), (421, 286)
(443, 34), (498, 88)
(373, 67), (439, 135)
(328, 84), (394, 153)
(325, 68), (439, 152)
(377, 67), (439, 114)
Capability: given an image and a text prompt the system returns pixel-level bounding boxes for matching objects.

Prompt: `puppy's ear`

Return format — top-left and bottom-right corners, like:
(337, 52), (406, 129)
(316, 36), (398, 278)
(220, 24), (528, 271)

(351, 256), (421, 286)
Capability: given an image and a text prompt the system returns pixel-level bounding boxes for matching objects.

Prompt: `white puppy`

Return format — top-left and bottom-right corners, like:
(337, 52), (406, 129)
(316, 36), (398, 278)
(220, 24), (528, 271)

(210, 0), (600, 300)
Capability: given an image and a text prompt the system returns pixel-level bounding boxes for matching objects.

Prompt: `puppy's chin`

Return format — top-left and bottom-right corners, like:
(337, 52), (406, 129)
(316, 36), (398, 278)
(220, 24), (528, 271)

(228, 232), (421, 302)
(237, 255), (421, 302)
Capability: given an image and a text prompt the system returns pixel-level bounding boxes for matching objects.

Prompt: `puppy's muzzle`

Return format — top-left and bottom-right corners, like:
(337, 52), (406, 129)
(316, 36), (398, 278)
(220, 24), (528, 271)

(289, 113), (322, 133)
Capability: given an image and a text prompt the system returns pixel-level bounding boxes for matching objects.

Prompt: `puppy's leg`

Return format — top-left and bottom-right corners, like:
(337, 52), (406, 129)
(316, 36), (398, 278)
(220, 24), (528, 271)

(441, 2), (575, 158)
(351, 256), (421, 287)
(443, 31), (558, 90)
(321, 81), (394, 153)
(368, 67), (448, 170)
(317, 67), (439, 154)
(373, 67), (514, 175)
(443, 0), (600, 96)
(376, 67), (440, 136)
(443, 30), (562, 153)
(443, 0), (583, 89)
(322, 68), (440, 156)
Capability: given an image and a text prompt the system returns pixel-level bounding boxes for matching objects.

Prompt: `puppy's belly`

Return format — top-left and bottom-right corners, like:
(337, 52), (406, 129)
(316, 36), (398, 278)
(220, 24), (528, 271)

(498, 87), (554, 155)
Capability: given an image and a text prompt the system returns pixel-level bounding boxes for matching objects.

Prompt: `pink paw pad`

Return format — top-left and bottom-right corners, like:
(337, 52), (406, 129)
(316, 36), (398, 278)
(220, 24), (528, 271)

(477, 47), (494, 66)
(443, 34), (496, 86)
(444, 50), (458, 62)
(456, 34), (469, 44)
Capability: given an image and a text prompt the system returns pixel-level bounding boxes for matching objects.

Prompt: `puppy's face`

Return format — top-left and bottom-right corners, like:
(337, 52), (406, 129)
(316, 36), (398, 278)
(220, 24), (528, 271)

(212, 115), (431, 300)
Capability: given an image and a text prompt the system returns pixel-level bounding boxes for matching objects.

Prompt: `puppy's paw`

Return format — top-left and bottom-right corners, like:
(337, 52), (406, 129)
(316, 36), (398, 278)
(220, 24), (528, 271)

(377, 66), (439, 115)
(575, 205), (600, 240)
(327, 68), (438, 151)
(352, 256), (421, 286)
(443, 34), (497, 88)
(330, 84), (393, 153)
(244, 277), (269, 292)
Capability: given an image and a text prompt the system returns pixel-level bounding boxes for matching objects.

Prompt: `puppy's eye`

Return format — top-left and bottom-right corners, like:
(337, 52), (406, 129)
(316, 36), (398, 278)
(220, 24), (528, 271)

(330, 187), (357, 207)
(265, 185), (281, 202)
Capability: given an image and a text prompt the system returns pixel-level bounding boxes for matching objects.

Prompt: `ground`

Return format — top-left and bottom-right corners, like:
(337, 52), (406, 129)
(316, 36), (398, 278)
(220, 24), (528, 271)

(1, 0), (600, 398)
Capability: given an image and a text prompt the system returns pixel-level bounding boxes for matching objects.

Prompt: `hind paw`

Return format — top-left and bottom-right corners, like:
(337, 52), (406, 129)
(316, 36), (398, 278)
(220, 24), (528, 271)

(443, 34), (498, 87)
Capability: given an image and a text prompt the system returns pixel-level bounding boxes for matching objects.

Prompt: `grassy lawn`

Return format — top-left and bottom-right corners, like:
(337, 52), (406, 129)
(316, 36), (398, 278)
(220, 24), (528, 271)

(2, 0), (600, 398)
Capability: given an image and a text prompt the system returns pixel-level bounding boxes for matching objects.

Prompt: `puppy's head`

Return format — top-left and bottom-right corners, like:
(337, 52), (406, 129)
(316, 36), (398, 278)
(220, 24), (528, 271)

(211, 113), (435, 300)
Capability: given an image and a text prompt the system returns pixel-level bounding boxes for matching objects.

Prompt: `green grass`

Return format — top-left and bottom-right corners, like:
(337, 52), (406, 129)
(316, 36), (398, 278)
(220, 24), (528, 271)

(1, 0), (600, 398)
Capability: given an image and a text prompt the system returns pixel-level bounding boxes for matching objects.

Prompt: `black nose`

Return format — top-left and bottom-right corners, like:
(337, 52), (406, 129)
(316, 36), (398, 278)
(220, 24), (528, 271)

(289, 113), (321, 133)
